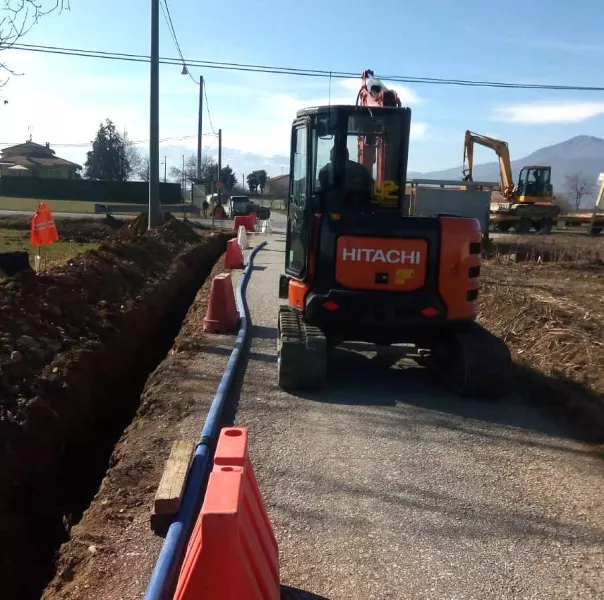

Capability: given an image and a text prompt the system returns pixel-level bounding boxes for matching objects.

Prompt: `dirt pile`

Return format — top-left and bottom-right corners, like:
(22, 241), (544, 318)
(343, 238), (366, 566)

(0, 214), (230, 600)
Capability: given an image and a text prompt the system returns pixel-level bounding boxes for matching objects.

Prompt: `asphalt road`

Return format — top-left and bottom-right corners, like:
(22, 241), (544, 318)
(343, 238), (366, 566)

(234, 235), (604, 600)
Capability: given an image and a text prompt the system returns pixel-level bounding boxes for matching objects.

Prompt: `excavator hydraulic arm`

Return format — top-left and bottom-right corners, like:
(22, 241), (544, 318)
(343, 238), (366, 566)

(462, 130), (515, 201)
(355, 70), (402, 187)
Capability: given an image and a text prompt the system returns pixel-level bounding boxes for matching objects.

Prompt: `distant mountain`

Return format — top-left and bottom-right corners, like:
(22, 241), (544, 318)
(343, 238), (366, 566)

(413, 135), (604, 204)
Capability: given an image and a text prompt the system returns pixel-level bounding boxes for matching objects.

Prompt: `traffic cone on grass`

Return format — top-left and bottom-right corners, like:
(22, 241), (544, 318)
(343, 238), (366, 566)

(203, 273), (240, 333)
(237, 225), (249, 250)
(224, 238), (244, 269)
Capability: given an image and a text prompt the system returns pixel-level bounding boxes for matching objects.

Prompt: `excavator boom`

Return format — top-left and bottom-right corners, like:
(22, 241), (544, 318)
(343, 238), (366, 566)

(357, 69), (401, 108)
(463, 130), (515, 201)
(355, 70), (402, 190)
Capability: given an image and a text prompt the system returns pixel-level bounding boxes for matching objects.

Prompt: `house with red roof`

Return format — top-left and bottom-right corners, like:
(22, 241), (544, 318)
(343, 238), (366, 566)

(264, 173), (289, 196)
(0, 141), (82, 179)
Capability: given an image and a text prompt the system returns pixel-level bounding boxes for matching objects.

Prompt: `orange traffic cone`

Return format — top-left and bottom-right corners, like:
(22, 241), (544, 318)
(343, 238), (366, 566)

(224, 238), (244, 269)
(203, 273), (240, 333)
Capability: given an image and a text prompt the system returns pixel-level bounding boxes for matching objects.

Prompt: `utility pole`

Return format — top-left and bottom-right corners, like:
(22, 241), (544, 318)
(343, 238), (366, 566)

(217, 128), (222, 205)
(148, 0), (161, 228)
(197, 75), (203, 181)
(182, 154), (185, 202)
(163, 157), (167, 183)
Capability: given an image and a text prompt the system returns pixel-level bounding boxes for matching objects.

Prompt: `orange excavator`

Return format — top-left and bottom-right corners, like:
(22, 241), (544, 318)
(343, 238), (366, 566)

(277, 70), (510, 396)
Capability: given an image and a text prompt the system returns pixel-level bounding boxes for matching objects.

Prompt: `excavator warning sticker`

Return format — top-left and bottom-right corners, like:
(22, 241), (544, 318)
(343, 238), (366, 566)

(372, 180), (399, 207)
(395, 269), (415, 284)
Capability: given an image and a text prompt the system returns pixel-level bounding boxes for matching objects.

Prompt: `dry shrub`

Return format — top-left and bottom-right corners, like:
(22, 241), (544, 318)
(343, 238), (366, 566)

(478, 280), (604, 441)
(485, 234), (604, 266)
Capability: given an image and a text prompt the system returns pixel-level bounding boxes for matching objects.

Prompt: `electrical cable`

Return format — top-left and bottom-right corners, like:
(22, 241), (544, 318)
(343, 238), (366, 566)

(160, 0), (198, 85)
(158, 0), (219, 135)
(5, 42), (604, 92)
(203, 85), (216, 135)
(0, 132), (217, 148)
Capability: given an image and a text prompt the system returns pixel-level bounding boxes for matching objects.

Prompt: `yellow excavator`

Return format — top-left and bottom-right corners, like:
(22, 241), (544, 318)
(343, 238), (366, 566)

(462, 130), (559, 233)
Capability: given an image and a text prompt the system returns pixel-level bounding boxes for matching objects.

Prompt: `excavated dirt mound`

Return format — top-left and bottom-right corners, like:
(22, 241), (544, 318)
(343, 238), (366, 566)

(0, 215), (231, 600)
(478, 257), (604, 443)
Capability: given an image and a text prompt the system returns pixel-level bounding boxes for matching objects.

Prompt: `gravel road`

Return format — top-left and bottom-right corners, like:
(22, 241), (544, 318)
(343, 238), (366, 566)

(235, 234), (604, 600)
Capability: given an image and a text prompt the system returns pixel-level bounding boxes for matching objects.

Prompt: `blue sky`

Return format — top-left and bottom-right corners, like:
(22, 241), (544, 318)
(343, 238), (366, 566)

(1, 0), (603, 176)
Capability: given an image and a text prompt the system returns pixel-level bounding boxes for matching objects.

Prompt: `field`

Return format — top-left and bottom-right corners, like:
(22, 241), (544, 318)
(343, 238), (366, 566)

(0, 196), (196, 216)
(478, 231), (604, 440)
(0, 215), (108, 269)
(0, 196), (102, 214)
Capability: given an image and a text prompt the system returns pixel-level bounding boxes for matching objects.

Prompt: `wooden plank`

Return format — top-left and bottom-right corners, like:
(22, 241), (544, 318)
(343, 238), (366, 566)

(153, 440), (195, 516)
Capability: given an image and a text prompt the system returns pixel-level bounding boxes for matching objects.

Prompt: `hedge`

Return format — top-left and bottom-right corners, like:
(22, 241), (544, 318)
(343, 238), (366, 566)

(0, 177), (181, 204)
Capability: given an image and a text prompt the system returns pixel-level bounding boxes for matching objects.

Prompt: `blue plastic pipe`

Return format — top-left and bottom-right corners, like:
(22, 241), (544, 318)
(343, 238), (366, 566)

(144, 240), (267, 600)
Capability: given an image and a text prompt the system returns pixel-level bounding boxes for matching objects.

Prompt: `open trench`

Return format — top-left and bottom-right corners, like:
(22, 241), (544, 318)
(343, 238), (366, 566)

(0, 233), (229, 600)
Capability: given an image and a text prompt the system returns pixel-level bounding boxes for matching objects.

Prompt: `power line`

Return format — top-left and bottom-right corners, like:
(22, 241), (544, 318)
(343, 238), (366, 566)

(203, 85), (216, 135)
(5, 42), (604, 92)
(159, 1), (180, 60)
(160, 0), (198, 85)
(0, 132), (217, 148)
(157, 0), (218, 136)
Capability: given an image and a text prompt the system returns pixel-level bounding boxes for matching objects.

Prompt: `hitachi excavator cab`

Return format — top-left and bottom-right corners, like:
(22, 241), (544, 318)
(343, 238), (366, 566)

(277, 104), (510, 395)
(516, 165), (553, 203)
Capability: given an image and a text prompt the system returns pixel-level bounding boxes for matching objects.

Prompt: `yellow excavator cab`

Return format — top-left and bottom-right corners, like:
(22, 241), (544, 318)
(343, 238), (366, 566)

(516, 165), (553, 204)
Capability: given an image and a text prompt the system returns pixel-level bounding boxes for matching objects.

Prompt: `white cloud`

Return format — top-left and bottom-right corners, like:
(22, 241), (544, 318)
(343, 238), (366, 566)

(245, 90), (429, 157)
(0, 50), (428, 175)
(493, 102), (604, 124)
(411, 122), (428, 140)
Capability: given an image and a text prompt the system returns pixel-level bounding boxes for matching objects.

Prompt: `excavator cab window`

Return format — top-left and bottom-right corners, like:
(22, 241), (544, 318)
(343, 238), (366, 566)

(285, 105), (411, 279)
(313, 108), (409, 213)
(285, 120), (310, 278)
(517, 166), (552, 198)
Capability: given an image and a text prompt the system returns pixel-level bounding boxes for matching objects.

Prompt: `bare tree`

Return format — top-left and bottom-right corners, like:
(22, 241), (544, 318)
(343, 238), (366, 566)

(170, 154), (217, 191)
(0, 1), (70, 83)
(123, 130), (142, 181)
(564, 171), (595, 211)
(137, 155), (150, 182)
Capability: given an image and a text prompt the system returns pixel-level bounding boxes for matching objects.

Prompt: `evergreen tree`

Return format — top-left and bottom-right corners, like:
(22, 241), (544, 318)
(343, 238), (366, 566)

(84, 119), (131, 181)
(219, 165), (238, 192)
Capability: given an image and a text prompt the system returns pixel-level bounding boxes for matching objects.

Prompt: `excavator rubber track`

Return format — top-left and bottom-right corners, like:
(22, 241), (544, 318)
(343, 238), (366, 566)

(277, 305), (327, 391)
(423, 322), (512, 398)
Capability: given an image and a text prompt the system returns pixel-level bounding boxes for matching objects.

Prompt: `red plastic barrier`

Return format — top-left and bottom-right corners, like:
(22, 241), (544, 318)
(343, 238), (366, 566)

(233, 215), (255, 233)
(173, 428), (279, 600)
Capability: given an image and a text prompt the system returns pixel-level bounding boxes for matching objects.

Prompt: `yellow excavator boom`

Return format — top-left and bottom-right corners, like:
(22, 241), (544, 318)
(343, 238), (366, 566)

(462, 130), (515, 201)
